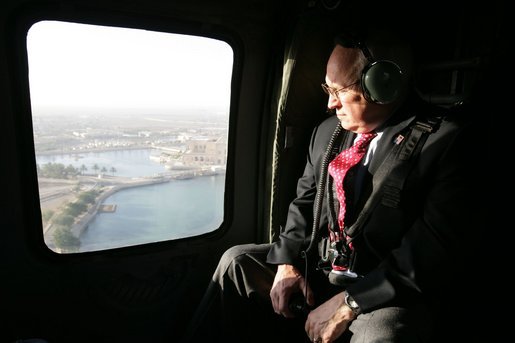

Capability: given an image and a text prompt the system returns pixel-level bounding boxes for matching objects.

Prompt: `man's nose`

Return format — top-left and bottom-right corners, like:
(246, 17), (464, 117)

(327, 94), (340, 109)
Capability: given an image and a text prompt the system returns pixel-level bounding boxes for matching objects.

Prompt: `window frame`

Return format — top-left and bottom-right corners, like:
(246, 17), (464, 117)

(7, 7), (242, 258)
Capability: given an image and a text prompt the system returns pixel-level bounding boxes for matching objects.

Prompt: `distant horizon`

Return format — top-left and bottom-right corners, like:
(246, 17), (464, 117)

(31, 105), (230, 117)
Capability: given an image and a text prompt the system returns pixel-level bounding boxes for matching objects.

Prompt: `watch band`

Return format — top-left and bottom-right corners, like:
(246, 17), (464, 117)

(344, 291), (361, 315)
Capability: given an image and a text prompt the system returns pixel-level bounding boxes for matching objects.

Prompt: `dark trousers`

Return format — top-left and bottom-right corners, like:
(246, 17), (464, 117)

(181, 243), (433, 343)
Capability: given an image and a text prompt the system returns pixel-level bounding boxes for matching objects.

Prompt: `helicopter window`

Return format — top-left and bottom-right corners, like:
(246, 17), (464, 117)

(26, 20), (233, 253)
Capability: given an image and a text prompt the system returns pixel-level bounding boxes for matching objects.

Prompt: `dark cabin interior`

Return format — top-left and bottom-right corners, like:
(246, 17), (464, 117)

(0, 0), (505, 342)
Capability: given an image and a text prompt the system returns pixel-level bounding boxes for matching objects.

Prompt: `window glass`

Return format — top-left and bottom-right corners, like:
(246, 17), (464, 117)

(27, 20), (233, 253)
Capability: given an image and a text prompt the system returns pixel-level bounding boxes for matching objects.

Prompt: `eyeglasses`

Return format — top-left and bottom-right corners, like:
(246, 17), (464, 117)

(321, 81), (358, 98)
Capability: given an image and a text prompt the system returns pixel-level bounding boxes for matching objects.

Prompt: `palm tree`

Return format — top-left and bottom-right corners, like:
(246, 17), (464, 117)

(80, 164), (87, 175)
(92, 164), (100, 175)
(110, 166), (117, 176)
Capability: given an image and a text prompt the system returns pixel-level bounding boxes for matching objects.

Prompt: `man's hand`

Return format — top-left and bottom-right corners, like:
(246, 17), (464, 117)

(305, 292), (356, 343)
(270, 264), (314, 318)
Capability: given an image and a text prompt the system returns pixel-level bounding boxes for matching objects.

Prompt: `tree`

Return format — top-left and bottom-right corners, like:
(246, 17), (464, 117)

(53, 214), (75, 226)
(80, 164), (88, 175)
(53, 226), (80, 253)
(110, 166), (117, 176)
(64, 202), (87, 217)
(92, 164), (100, 174)
(42, 209), (55, 223)
(78, 190), (98, 204)
(41, 162), (67, 178)
(65, 164), (78, 177)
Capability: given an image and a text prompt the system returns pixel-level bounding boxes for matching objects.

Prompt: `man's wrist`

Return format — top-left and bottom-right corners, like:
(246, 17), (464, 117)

(344, 291), (361, 315)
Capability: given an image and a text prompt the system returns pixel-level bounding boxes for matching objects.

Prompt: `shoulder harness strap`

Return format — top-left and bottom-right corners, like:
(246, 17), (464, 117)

(346, 115), (443, 239)
(382, 116), (442, 208)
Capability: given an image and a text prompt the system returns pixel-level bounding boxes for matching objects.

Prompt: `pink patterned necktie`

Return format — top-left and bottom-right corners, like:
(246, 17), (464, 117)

(328, 132), (377, 241)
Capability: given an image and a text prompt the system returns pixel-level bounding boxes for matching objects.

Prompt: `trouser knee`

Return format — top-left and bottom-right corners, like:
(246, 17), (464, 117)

(214, 243), (273, 296)
(219, 244), (252, 265)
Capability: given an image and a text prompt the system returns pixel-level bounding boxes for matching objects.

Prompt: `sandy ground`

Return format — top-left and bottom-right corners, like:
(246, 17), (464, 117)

(38, 179), (79, 213)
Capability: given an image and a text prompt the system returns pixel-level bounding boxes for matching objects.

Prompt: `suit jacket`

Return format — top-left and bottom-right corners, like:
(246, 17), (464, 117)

(266, 98), (479, 313)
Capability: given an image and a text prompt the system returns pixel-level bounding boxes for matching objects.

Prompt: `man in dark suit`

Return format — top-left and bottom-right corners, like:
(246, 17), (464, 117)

(183, 29), (479, 343)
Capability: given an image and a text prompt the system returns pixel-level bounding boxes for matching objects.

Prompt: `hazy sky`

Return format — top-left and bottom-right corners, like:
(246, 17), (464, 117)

(26, 20), (233, 116)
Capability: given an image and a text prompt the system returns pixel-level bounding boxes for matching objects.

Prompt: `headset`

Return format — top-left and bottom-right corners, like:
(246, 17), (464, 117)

(334, 33), (404, 104)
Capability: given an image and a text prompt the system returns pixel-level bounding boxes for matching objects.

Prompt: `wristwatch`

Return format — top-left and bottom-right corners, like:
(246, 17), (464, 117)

(344, 291), (361, 315)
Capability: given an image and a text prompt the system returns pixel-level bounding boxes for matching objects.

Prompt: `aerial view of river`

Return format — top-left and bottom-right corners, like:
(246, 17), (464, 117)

(36, 149), (225, 251)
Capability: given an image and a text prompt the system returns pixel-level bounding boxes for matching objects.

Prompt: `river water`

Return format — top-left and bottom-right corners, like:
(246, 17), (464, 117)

(37, 149), (225, 251)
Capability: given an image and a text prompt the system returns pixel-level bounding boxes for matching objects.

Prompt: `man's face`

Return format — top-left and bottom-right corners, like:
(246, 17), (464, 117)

(325, 45), (390, 133)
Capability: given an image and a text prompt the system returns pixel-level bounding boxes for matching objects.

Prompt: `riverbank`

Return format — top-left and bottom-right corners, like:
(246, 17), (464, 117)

(70, 176), (170, 238)
(70, 167), (224, 238)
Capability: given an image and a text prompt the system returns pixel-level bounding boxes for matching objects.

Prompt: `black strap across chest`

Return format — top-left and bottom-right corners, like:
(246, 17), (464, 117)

(304, 115), (442, 255)
(346, 116), (442, 239)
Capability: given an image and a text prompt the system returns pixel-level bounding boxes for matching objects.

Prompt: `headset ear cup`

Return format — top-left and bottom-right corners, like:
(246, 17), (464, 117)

(361, 60), (403, 104)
